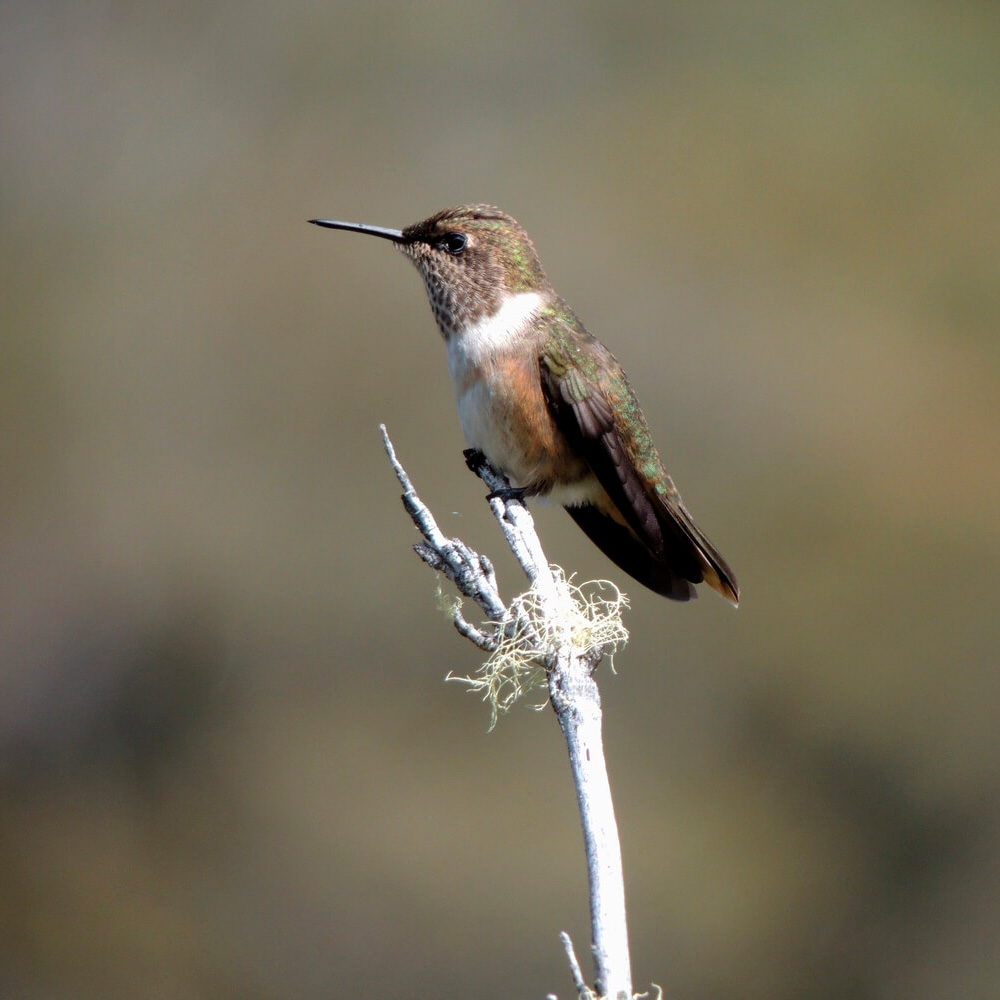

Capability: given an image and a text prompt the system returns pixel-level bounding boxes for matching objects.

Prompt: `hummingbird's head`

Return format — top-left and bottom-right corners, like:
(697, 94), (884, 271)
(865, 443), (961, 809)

(310, 205), (551, 338)
(397, 205), (551, 337)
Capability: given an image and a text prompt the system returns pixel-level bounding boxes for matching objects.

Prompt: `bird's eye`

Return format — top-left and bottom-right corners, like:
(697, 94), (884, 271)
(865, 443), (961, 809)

(439, 232), (467, 254)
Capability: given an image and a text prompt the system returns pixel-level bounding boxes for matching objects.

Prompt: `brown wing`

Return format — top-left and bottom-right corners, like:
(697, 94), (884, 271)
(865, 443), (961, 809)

(540, 330), (739, 605)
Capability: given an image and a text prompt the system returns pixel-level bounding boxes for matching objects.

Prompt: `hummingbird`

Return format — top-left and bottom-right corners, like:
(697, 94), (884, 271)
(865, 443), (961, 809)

(310, 205), (739, 605)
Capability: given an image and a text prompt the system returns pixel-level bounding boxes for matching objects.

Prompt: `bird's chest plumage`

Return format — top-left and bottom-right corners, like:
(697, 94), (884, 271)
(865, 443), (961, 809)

(445, 292), (591, 493)
(452, 356), (545, 477)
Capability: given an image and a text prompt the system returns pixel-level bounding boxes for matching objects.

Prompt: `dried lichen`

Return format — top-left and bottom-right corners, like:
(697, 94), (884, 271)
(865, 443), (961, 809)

(446, 569), (629, 730)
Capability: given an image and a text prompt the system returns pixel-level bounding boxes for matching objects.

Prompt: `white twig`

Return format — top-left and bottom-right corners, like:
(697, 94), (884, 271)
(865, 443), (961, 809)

(380, 426), (634, 999)
(560, 931), (596, 1000)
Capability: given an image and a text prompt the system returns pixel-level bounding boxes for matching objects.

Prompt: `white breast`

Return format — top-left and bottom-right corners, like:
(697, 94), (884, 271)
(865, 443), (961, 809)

(446, 290), (545, 383)
(446, 291), (545, 463)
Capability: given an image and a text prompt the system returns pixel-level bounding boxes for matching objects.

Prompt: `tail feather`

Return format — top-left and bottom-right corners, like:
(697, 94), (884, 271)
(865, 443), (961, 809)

(566, 502), (739, 606)
(566, 505), (698, 601)
(661, 504), (740, 607)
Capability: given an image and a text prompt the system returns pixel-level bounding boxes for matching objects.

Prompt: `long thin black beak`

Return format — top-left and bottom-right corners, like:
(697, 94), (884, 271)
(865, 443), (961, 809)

(308, 218), (406, 243)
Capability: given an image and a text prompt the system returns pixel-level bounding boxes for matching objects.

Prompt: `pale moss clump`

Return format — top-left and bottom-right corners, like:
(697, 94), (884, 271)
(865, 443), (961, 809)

(447, 569), (629, 730)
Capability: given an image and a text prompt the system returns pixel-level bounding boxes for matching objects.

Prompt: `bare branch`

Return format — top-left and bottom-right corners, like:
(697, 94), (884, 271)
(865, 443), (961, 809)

(382, 425), (507, 623)
(380, 425), (634, 1000)
(560, 931), (596, 1000)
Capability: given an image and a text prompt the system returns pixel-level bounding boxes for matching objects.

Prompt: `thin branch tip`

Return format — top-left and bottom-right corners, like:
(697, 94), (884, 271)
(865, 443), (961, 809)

(560, 931), (596, 1000)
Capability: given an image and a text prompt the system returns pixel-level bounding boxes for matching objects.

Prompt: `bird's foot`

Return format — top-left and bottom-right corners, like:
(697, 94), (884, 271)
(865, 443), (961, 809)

(463, 448), (489, 474)
(463, 449), (526, 504)
(486, 484), (528, 503)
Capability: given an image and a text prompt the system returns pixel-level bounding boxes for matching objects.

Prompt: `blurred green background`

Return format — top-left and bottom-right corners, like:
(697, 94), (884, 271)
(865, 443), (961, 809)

(2, 1), (998, 997)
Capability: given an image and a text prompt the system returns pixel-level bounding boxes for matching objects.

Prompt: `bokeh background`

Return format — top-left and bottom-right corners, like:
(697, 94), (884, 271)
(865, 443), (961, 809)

(2, 2), (999, 997)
